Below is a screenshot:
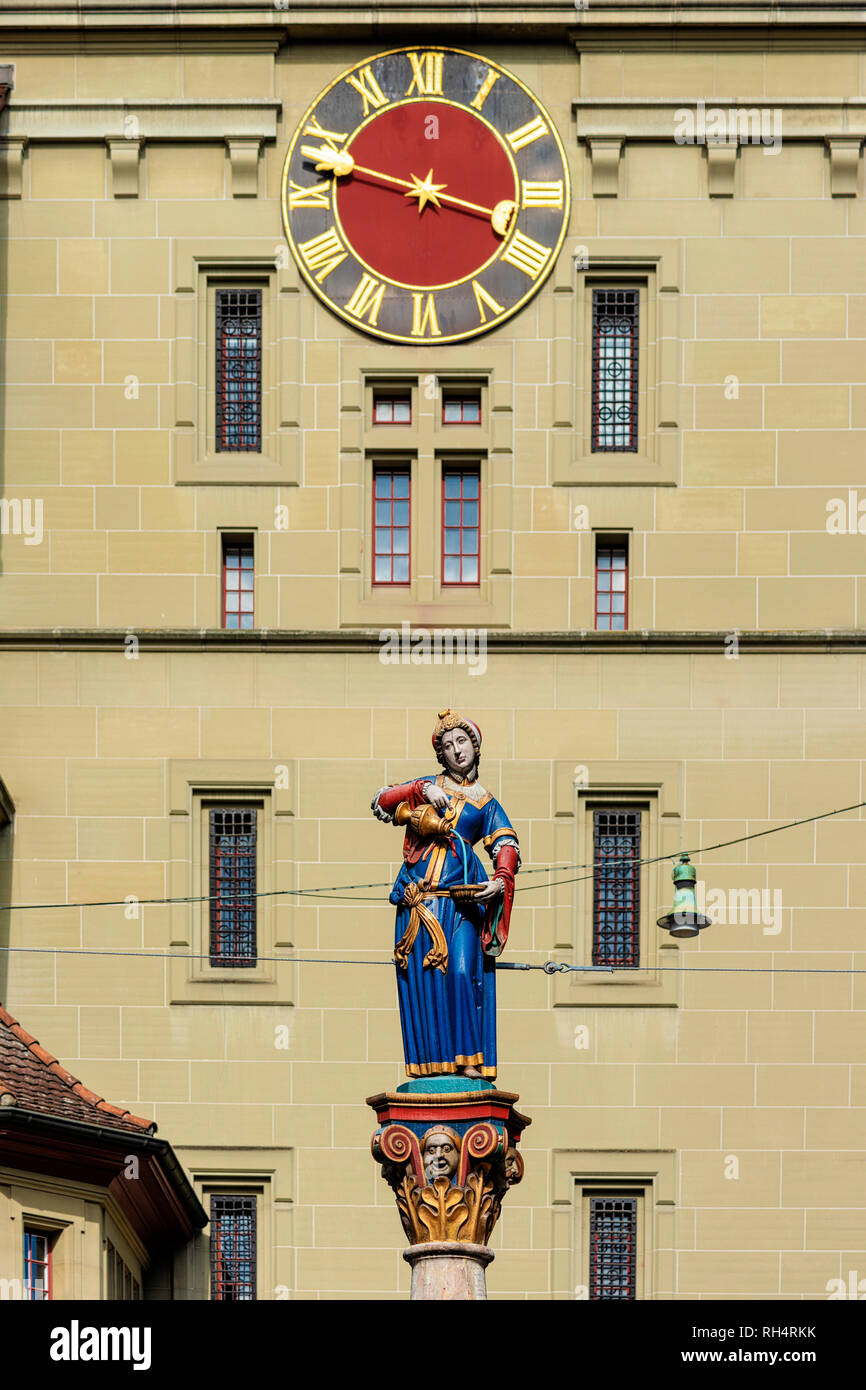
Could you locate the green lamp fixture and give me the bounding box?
[656,853,713,938]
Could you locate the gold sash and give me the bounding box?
[394,882,449,974]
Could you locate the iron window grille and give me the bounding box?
[209,807,257,967]
[593,808,641,968]
[216,289,262,453]
[210,1195,257,1301]
[589,1197,638,1300]
[592,288,639,452]
[23,1231,51,1301]
[373,468,411,585]
[222,540,254,630]
[595,541,628,631]
[373,393,411,425]
[442,393,481,425]
[442,469,480,586]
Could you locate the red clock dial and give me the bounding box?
[282,48,571,344]
[335,103,516,289]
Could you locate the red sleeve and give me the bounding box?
[374,780,427,817]
[481,844,518,957]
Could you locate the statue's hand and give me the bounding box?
[371,794,393,822]
[474,877,505,904]
[422,783,450,811]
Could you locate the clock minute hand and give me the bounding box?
[301,144,517,236]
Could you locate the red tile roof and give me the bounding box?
[0,1005,155,1136]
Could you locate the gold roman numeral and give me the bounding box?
[406,51,444,96]
[521,179,564,209]
[345,273,386,326]
[298,227,348,283]
[470,67,500,111]
[288,180,332,210]
[502,230,552,280]
[410,293,441,338]
[302,114,348,153]
[506,115,548,151]
[472,280,504,324]
[346,65,389,117]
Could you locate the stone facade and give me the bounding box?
[0,2,864,1298]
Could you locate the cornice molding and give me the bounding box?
[573,97,866,142]
[0,629,864,654]
[2,97,281,142]
[0,2,864,42]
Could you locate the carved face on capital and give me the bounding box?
[440,728,476,780]
[504,1146,522,1186]
[422,1128,460,1183]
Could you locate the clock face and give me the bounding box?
[281,47,571,344]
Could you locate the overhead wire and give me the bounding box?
[0,796,862,915]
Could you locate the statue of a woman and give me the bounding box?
[371,710,520,1081]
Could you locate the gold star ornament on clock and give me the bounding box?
[281,47,571,344]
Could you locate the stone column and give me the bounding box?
[403,1240,494,1300]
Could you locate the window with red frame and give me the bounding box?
[442,469,480,585]
[222,540,254,630]
[373,393,411,425]
[442,392,481,425]
[215,289,262,453]
[595,540,628,630]
[24,1231,51,1300]
[210,1195,257,1300]
[373,469,410,585]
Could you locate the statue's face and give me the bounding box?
[440,728,475,779]
[423,1131,459,1181]
[504,1147,520,1185]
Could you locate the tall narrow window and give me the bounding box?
[592,288,639,452]
[209,807,257,967]
[595,539,628,631]
[222,539,255,630]
[216,289,262,453]
[442,469,480,586]
[589,1196,638,1300]
[210,1195,257,1301]
[373,468,411,585]
[593,807,641,968]
[24,1231,51,1301]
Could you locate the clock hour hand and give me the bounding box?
[300,144,517,237]
[301,144,355,178]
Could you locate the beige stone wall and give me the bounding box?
[0,15,864,1298]
[1,647,864,1298]
[1,43,865,630]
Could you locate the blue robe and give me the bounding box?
[389,777,516,1080]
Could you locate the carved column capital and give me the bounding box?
[368,1080,529,1269]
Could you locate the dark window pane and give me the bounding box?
[589,1197,637,1300]
[593,808,640,968]
[216,290,262,453]
[592,289,639,452]
[209,807,257,967]
[210,1196,256,1301]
